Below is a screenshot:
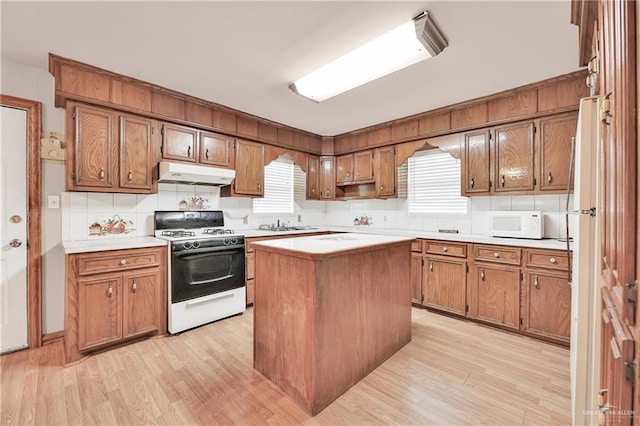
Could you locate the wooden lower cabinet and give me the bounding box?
[423,256,467,316]
[522,270,571,343]
[78,275,122,351]
[65,246,166,364]
[411,252,423,304]
[469,263,521,330]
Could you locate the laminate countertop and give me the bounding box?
[62,236,168,254]
[250,233,415,260]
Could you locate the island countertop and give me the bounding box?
[250,232,415,259]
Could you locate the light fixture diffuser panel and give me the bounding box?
[291,21,432,102]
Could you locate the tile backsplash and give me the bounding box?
[61,188,572,241]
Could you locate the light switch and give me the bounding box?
[48,195,60,209]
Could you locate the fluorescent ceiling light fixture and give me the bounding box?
[290,11,447,102]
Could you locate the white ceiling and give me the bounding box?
[1,1,581,136]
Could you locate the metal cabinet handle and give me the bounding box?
[481,269,485,281]
[598,407,608,426]
[257,182,261,191]
[442,247,448,252]
[470,177,475,188]
[547,172,553,184]
[311,188,315,194]
[108,282,113,298]
[534,275,539,289]
[120,259,127,265]
[132,279,137,293]
[380,185,384,191]
[549,257,557,264]
[356,171,360,176]
[494,252,500,258]
[9,239,22,248]
[205,149,209,160]
[429,261,433,272]
[501,175,505,187]
[127,170,133,182]
[187,146,192,157]
[99,168,105,181]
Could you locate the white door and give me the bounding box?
[0,105,28,353]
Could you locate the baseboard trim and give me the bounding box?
[42,331,64,346]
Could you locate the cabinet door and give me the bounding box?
[162,123,197,162]
[411,252,423,304]
[200,131,231,167]
[538,113,578,192]
[335,154,353,185]
[320,156,335,199]
[424,257,467,315]
[122,268,162,339]
[78,275,122,351]
[72,105,117,189]
[471,264,520,329]
[307,155,320,199]
[463,129,491,195]
[233,139,264,196]
[494,121,535,192]
[523,271,571,342]
[375,146,396,197]
[354,150,374,183]
[119,115,154,191]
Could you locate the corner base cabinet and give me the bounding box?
[65,246,167,364]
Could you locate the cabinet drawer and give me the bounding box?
[473,245,521,265]
[411,239,424,253]
[526,249,570,271]
[425,241,467,258]
[78,248,162,276]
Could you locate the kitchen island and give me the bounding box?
[251,233,413,415]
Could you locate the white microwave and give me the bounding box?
[488,211,544,239]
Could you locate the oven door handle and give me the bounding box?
[172,245,245,256]
[185,291,235,306]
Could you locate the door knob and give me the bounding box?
[9,239,22,248]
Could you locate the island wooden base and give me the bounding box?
[253,240,412,415]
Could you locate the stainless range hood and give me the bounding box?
[158,161,235,186]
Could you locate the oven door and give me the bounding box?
[171,244,245,303]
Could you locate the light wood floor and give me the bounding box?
[1,308,571,425]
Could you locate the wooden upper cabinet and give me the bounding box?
[72,105,117,189]
[119,115,154,191]
[200,131,232,167]
[335,154,354,185]
[320,156,335,199]
[375,146,395,198]
[354,151,374,183]
[307,155,320,199]
[161,123,197,162]
[462,129,491,195]
[494,121,535,192]
[233,139,264,196]
[538,112,578,192]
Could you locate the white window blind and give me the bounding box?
[407,149,468,214]
[253,161,294,214]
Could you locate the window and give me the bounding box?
[253,160,294,214]
[407,149,468,214]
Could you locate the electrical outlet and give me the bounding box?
[297,214,301,222]
[242,215,248,225]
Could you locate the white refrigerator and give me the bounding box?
[570,96,601,425]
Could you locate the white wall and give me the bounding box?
[1,60,66,333]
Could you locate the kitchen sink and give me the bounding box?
[259,225,318,232]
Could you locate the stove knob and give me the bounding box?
[183,241,192,250]
[192,241,201,249]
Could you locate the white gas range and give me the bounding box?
[154,211,246,334]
